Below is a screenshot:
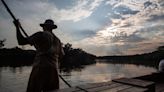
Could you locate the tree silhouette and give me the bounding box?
[0,39,6,48]
[60,43,96,72]
[158,46,164,51]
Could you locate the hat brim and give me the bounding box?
[40,24,57,29]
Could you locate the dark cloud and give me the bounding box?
[144,1,158,9]
[109,13,123,19]
[159,42,164,45]
[113,5,139,15]
[106,45,124,55]
[137,25,164,36]
[72,30,96,40]
[120,23,132,28]
[77,30,96,37]
[159,1,164,7]
[147,14,164,22]
[105,43,143,55]
[144,1,153,8]
[110,31,147,43]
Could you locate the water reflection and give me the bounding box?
[0,63,157,92]
[60,63,157,86]
[0,66,32,92]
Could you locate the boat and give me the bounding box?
[55,72,164,92]
[135,72,164,92]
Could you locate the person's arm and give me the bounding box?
[60,43,65,60]
[58,42,65,69]
[13,20,29,45]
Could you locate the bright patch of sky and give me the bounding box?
[0,0,164,56]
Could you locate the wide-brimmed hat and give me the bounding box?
[40,19,57,29]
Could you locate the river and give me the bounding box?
[0,62,157,92]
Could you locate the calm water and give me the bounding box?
[0,63,157,92]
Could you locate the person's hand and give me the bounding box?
[13,19,20,27]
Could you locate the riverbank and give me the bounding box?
[97,46,164,68]
[0,47,35,67]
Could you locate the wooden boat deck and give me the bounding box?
[136,72,164,92]
[156,83,164,92]
[55,78,156,92]
[55,72,164,92]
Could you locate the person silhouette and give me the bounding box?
[13,19,64,92]
[159,59,164,72]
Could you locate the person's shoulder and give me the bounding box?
[28,31,42,37]
[35,31,44,35]
[32,31,53,37]
[27,31,43,44]
[42,31,54,38]
[31,31,43,36]
[42,31,51,35]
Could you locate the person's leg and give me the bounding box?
[26,66,43,92]
[43,66,59,92]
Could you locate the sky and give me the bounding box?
[0,0,164,56]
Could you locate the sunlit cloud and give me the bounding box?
[73,0,164,55]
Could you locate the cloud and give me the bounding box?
[73,0,164,56]
[110,31,147,43]
[144,1,158,9]
[147,14,164,22]
[110,0,145,11]
[112,5,139,15]
[71,30,96,40]
[159,0,164,6]
[144,1,153,8]
[57,0,104,22]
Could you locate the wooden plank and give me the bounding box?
[156,83,164,92]
[55,87,79,92]
[55,82,113,92]
[99,84,132,92]
[118,87,148,92]
[77,82,122,92]
[55,83,148,92]
[87,82,123,92]
[78,81,113,89]
[113,78,155,92]
[113,78,154,87]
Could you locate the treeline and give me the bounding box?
[97,46,164,68]
[0,47,35,67]
[60,43,96,72]
[0,43,97,69]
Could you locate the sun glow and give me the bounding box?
[97,27,118,38]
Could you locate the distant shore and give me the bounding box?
[97,46,164,68]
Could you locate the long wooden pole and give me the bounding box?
[59,74,72,87]
[59,74,88,92]
[1,0,29,37]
